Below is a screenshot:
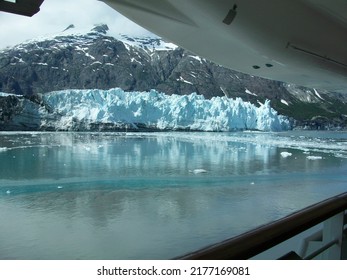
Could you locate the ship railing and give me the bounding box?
[177,192,347,260]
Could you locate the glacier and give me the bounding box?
[37,88,291,131]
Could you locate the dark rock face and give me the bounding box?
[0,24,346,129]
[0,95,41,130]
[0,95,21,129]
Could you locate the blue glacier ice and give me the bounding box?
[41,88,291,131]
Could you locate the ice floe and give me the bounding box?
[307,156,323,160]
[280,151,292,158]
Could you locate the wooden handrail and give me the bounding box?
[178,192,347,260]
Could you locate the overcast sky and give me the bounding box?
[0,0,152,49]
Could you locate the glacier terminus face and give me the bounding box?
[35,88,291,132]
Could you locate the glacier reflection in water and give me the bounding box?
[0,131,346,259]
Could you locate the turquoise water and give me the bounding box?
[0,131,346,259]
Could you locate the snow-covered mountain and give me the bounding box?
[6,23,177,52]
[0,24,346,129]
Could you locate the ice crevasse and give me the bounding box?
[41,88,291,131]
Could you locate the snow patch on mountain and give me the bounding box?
[40,88,290,132]
[281,99,289,106]
[115,34,177,51]
[0,92,20,97]
[245,88,257,96]
[313,89,324,101]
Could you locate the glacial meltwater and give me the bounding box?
[0,131,346,259]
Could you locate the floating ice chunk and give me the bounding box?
[6,190,11,194]
[307,156,323,160]
[0,147,8,152]
[57,186,63,189]
[334,153,346,158]
[192,169,208,174]
[280,152,292,158]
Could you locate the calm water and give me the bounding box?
[0,131,346,259]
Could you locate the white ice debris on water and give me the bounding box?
[280,151,292,158]
[83,146,91,152]
[191,169,208,174]
[41,88,290,132]
[307,156,323,160]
